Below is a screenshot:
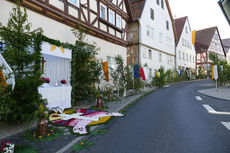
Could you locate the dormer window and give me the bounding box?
[116,15,122,29]
[68,0,79,7]
[100,3,107,20]
[109,9,115,25]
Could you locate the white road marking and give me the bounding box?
[202,105,230,115]
[202,105,216,113]
[221,122,230,131]
[196,96,203,101]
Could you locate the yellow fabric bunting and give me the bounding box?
[51,45,56,51]
[60,46,65,54]
[102,62,109,82]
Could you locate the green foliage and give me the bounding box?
[152,66,166,88]
[23,128,64,142]
[91,128,108,136]
[14,144,38,153]
[0,2,45,123]
[110,55,126,97]
[209,52,230,86]
[71,29,102,105]
[72,139,94,152]
[124,66,133,90]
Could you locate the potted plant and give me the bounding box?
[36,103,49,136]
[60,79,67,86]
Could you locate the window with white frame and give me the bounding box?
[186,53,188,61]
[100,3,107,20]
[150,9,154,20]
[159,52,162,62]
[156,0,159,5]
[116,15,121,29]
[109,9,115,24]
[148,49,152,60]
[68,0,79,7]
[159,33,162,42]
[146,25,150,37]
[166,20,169,30]
[183,52,185,60]
[161,0,164,9]
[150,27,154,38]
[185,26,188,33]
[179,51,181,59]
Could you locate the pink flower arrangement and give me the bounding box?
[40,77,50,84]
[60,79,67,84]
[1,140,14,153]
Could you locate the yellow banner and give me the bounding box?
[192,31,196,45]
[102,62,109,82]
[156,72,160,78]
[174,72,177,78]
[211,65,214,80]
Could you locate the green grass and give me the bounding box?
[14,144,38,153]
[72,139,94,152]
[91,128,108,136]
[23,127,64,142]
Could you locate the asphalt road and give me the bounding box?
[78,80,230,153]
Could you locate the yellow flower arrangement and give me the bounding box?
[80,142,84,145]
[38,136,42,139]
[88,116,111,126]
[47,134,50,136]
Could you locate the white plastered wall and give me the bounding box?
[176,18,196,70]
[0,0,126,66]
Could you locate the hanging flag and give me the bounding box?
[192,31,196,45]
[122,71,125,80]
[134,65,139,78]
[0,68,7,87]
[174,72,177,78]
[139,68,146,81]
[211,65,214,80]
[214,65,218,80]
[156,72,160,78]
[102,62,109,82]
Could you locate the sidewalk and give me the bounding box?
[197,81,230,101]
[198,87,230,101]
[0,87,155,153]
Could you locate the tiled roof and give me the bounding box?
[195,27,217,52]
[174,16,187,45]
[129,0,145,21]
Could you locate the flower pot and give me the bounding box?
[37,119,48,136]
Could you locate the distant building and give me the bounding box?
[127,0,177,82]
[195,27,226,72]
[174,16,196,72]
[218,0,230,26]
[222,38,230,63]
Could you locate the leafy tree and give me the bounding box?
[152,66,166,88]
[71,29,102,105]
[0,2,44,123]
[110,55,126,97]
[124,65,133,90]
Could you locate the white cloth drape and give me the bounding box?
[43,54,71,87]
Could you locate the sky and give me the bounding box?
[168,0,230,39]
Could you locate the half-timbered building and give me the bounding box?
[195,27,226,72]
[1,0,131,71]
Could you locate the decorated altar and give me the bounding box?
[38,42,72,111]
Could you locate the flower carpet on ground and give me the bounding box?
[49,108,124,135]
